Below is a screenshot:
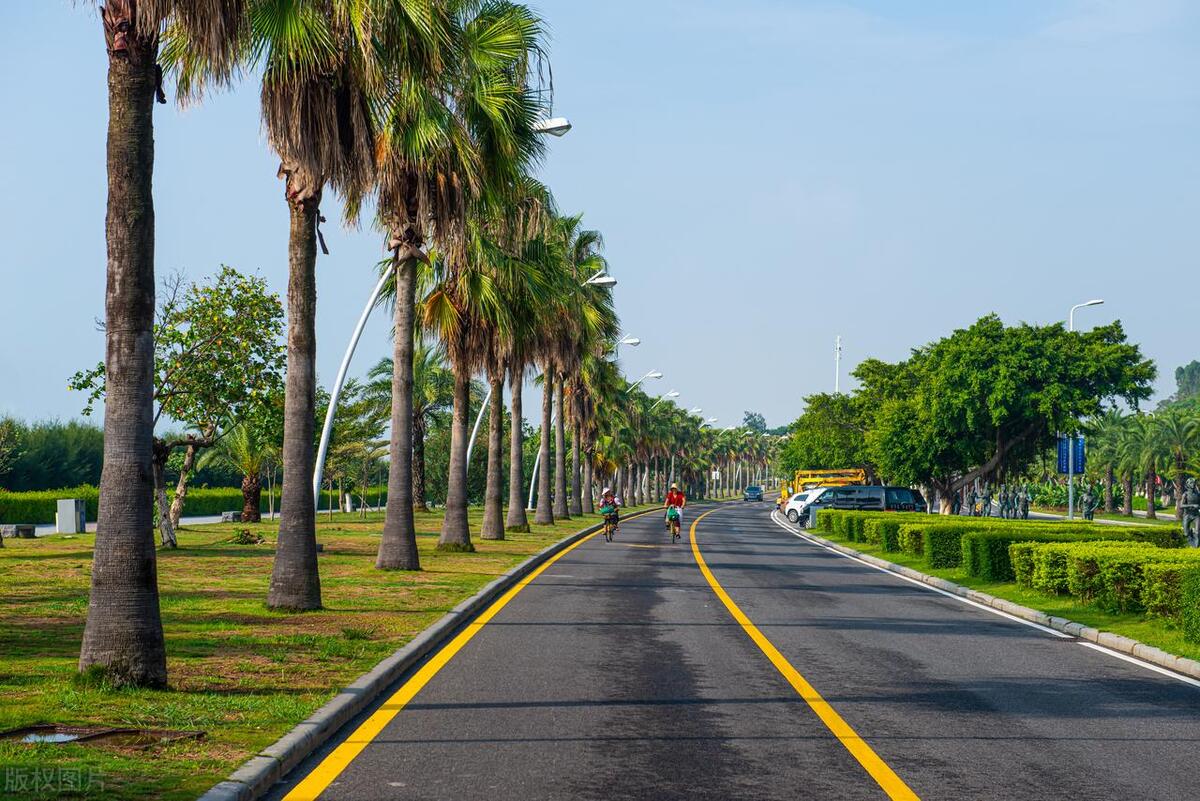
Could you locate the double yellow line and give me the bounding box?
[689,507,920,800]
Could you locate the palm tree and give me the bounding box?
[201,424,268,522]
[1087,408,1126,513]
[81,0,245,688]
[1155,406,1199,512]
[367,343,453,512]
[1119,414,1163,520]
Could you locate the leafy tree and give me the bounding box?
[779,394,874,480]
[743,411,767,433]
[0,418,23,488]
[0,421,104,491]
[71,267,285,546]
[1174,361,1200,404]
[862,315,1154,511]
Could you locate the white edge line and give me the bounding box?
[1075,642,1200,688]
[765,511,1200,689]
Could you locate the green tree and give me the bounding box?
[862,315,1154,512]
[71,267,285,547]
[0,418,23,488]
[779,394,874,480]
[743,411,767,433]
[1174,361,1200,404]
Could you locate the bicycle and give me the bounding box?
[600,506,619,542]
[666,505,681,543]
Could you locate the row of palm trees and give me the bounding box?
[1086,403,1200,517]
[84,0,775,688]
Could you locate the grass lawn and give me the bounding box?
[813,529,1200,665]
[0,505,652,800]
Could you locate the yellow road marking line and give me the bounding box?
[283,510,657,801]
[689,508,920,801]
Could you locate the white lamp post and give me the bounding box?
[649,390,679,411]
[1065,298,1105,520]
[626,370,663,394]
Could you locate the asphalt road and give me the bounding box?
[270,501,1200,801]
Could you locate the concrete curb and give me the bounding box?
[197,508,659,801]
[780,515,1200,684]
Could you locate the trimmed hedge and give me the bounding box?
[898,524,924,556]
[1014,541,1200,616]
[0,485,387,525]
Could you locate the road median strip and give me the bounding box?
[771,511,1200,688]
[199,507,662,801]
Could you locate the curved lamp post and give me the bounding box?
[649,390,679,411]
[1065,298,1105,519]
[312,116,573,507]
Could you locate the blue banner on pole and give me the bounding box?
[1057,435,1085,474]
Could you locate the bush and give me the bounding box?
[898,525,924,556]
[1182,568,1200,643]
[1143,562,1191,620]
[862,519,883,545]
[922,524,979,568]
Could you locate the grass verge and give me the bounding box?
[0,505,652,800]
[811,525,1200,665]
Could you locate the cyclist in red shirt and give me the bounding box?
[664,483,686,530]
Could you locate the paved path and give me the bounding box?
[269,502,1200,800]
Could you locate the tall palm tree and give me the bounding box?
[165,0,381,607]
[81,0,245,688]
[1119,414,1163,520]
[1087,408,1126,513]
[1155,406,1199,511]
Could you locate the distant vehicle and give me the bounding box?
[743,485,764,502]
[784,487,830,524]
[800,485,927,524]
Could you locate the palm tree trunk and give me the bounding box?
[268,199,323,610]
[1104,465,1115,513]
[167,443,197,528]
[242,473,262,523]
[378,256,420,570]
[535,371,554,524]
[582,448,595,515]
[1122,473,1134,516]
[553,375,569,519]
[412,417,428,512]
[569,407,583,517]
[79,31,167,688]
[481,372,505,540]
[1146,468,1158,520]
[1175,454,1186,512]
[505,368,530,532]
[439,364,474,551]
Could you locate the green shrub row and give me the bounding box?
[1011,541,1200,621]
[0,485,388,524]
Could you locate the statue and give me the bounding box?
[1019,484,1031,520]
[997,485,1008,519]
[951,490,962,516]
[980,482,993,518]
[1082,484,1099,521]
[967,485,979,517]
[1181,478,1200,548]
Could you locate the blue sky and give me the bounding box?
[2,1,1198,429]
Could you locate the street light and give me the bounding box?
[1065,298,1105,519]
[314,115,573,506]
[1069,299,1104,332]
[626,370,663,393]
[584,268,617,288]
[689,407,702,414]
[533,116,572,136]
[649,390,680,411]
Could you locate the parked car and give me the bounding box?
[784,487,830,524]
[801,485,927,524]
[743,485,764,502]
